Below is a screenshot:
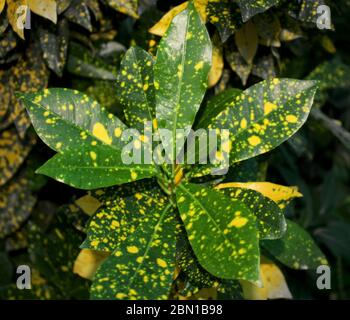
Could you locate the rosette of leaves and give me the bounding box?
[19,3,327,300]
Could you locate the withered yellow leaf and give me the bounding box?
[215,182,302,203]
[28,0,57,23]
[149,0,207,37]
[240,257,292,300]
[0,0,5,14]
[75,194,101,216]
[73,249,110,280]
[7,0,29,39]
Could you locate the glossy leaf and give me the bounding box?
[154,2,212,160]
[216,182,302,204]
[206,79,318,164]
[81,182,163,252]
[117,47,155,131]
[91,193,177,299]
[20,88,156,189]
[176,182,260,282]
[262,220,328,270]
[0,0,5,14]
[178,234,243,298]
[220,187,286,240]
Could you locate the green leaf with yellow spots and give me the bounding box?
[262,220,328,270]
[81,181,163,252]
[117,47,155,131]
[220,187,286,240]
[20,88,156,189]
[206,78,318,164]
[176,182,260,282]
[237,0,281,22]
[91,193,178,299]
[206,0,242,43]
[64,0,92,31]
[154,2,212,160]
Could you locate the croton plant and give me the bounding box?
[19,3,327,300]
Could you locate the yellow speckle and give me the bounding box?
[108,113,113,119]
[116,293,126,299]
[286,115,298,123]
[90,151,97,160]
[140,135,149,143]
[114,127,122,138]
[135,193,143,200]
[149,39,156,47]
[43,111,50,117]
[136,256,143,263]
[127,246,139,254]
[154,81,160,89]
[240,118,247,129]
[238,248,246,255]
[248,135,261,146]
[156,258,167,268]
[152,119,158,130]
[264,102,277,115]
[91,141,97,146]
[143,83,149,91]
[194,61,204,71]
[56,142,62,149]
[111,220,120,228]
[228,216,248,228]
[131,171,138,180]
[91,240,99,247]
[115,251,122,257]
[93,122,112,145]
[273,78,280,85]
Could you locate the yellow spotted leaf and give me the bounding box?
[28,0,57,23]
[216,182,302,204]
[240,257,292,300]
[73,249,110,280]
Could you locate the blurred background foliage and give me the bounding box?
[0,0,349,299]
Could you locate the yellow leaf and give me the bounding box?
[321,35,336,54]
[208,34,223,88]
[7,0,29,39]
[28,0,57,23]
[215,182,302,203]
[75,194,101,216]
[73,249,110,280]
[149,0,207,37]
[0,0,5,14]
[240,257,292,300]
